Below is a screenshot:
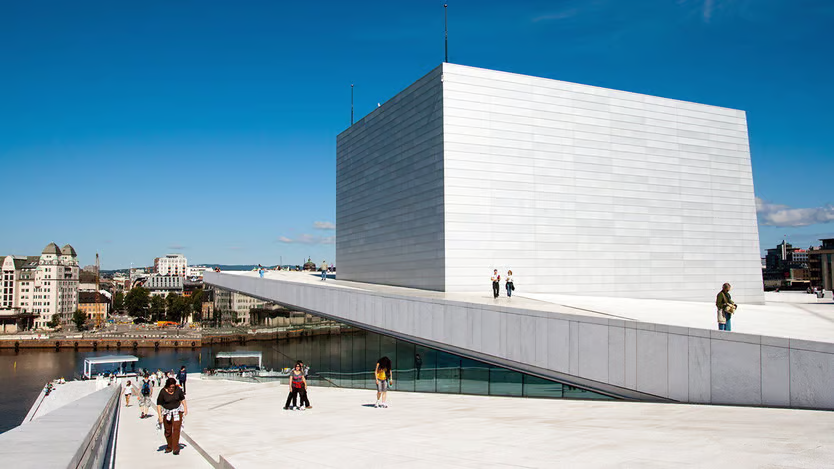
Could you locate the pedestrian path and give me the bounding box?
[180,378,834,468]
[114,387,211,468]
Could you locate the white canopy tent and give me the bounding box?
[83,354,139,379]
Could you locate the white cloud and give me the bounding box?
[756,197,834,227]
[313,221,336,230]
[277,234,335,245]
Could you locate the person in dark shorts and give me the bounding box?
[176,366,187,394]
[156,378,188,455]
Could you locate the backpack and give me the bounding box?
[141,380,151,396]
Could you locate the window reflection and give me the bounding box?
[265,314,613,401]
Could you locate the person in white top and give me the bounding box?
[124,380,134,407]
[491,270,501,299]
[506,270,514,297]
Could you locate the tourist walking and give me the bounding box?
[139,374,154,418]
[320,261,328,281]
[156,369,164,386]
[124,380,135,407]
[491,270,501,299]
[177,366,188,395]
[284,363,310,410]
[506,270,514,297]
[716,283,738,331]
[374,356,393,408]
[157,378,188,455]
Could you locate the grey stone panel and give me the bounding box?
[789,349,834,409]
[607,326,626,387]
[336,65,446,291]
[636,330,668,396]
[710,339,762,406]
[688,336,711,403]
[761,345,790,407]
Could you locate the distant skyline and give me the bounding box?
[1,1,832,269]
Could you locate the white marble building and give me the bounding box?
[337,63,763,303]
[1,243,80,329]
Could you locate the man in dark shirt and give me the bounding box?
[176,366,187,394]
[157,378,188,455]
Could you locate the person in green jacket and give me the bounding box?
[716,283,737,331]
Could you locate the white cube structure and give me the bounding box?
[337,63,764,303]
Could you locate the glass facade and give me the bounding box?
[256,315,613,401]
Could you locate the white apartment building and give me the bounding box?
[1,243,80,329]
[154,254,187,276]
[143,275,184,297]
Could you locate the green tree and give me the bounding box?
[47,313,60,329]
[167,295,192,324]
[124,287,150,318]
[165,293,177,316]
[72,309,87,331]
[190,289,204,323]
[113,292,125,312]
[149,295,166,322]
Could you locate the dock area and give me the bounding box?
[116,377,834,469]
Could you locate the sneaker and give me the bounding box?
[374,403,379,408]
[283,407,289,410]
[173,451,180,455]
[382,403,388,408]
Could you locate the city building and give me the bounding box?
[77,291,110,328]
[154,254,187,276]
[0,243,79,329]
[142,275,183,297]
[809,238,834,291]
[213,287,268,325]
[186,265,210,278]
[77,271,99,292]
[336,63,764,303]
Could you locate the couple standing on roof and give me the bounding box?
[491,269,515,299]
[284,361,312,410]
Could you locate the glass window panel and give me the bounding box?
[435,350,461,393]
[365,332,380,381]
[339,333,352,389]
[489,366,522,397]
[460,357,489,395]
[522,374,563,398]
[352,332,368,389]
[414,345,435,392]
[395,340,415,392]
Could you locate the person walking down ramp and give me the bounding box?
[139,374,154,418]
[491,270,501,299]
[124,380,135,407]
[374,356,393,408]
[177,366,188,395]
[157,378,188,455]
[320,261,328,281]
[716,283,738,331]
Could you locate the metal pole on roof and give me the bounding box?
[444,4,448,63]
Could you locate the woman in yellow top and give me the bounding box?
[374,356,393,408]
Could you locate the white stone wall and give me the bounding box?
[441,64,763,303]
[336,66,446,290]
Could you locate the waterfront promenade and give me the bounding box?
[123,377,834,468]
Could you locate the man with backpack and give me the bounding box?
[139,374,154,419]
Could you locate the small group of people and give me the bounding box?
[281,356,394,410]
[490,269,515,299]
[124,366,189,456]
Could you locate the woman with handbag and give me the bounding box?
[716,283,737,331]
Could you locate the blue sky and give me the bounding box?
[1,0,832,269]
